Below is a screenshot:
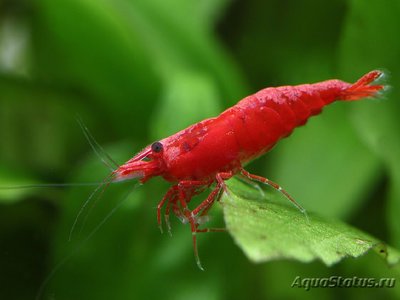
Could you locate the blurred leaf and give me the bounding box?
[0,76,89,172]
[222,0,346,88]
[222,181,400,267]
[194,0,233,27]
[34,0,246,140]
[0,15,31,76]
[111,0,247,102]
[150,70,222,139]
[35,0,161,136]
[0,166,39,203]
[339,0,400,247]
[47,142,148,300]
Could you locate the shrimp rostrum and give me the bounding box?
[112,71,385,269]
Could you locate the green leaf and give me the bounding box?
[222,181,400,267]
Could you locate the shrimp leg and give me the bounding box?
[192,172,233,216]
[181,172,232,268]
[164,194,179,235]
[163,183,213,235]
[174,174,230,270]
[157,186,177,233]
[194,189,227,233]
[159,181,209,233]
[176,181,208,270]
[236,173,265,198]
[240,168,309,223]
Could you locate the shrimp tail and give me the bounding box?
[340,70,386,101]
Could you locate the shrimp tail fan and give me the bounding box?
[340,70,386,101]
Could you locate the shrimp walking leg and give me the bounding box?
[176,182,205,270]
[191,171,233,217]
[162,183,213,235]
[196,191,226,233]
[159,181,209,231]
[236,173,265,198]
[164,194,179,235]
[196,228,226,233]
[172,174,230,270]
[240,168,309,222]
[157,186,177,233]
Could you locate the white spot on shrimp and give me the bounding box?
[195,215,211,225]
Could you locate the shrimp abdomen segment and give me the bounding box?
[229,71,383,163]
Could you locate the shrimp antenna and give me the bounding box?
[76,115,119,171]
[0,182,106,190]
[76,173,117,238]
[36,182,140,300]
[68,172,115,241]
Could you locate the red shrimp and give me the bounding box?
[113,70,385,269]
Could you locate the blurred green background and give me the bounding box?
[0,0,399,299]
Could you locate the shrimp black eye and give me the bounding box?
[151,141,163,153]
